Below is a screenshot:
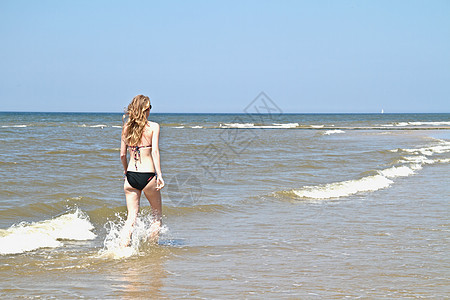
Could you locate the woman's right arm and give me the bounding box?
[150,122,165,190]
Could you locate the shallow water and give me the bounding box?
[0,112,449,298]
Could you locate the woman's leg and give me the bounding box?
[143,176,162,241]
[121,178,141,247]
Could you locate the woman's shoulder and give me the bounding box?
[147,121,160,129]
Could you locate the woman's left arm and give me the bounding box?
[120,128,128,175]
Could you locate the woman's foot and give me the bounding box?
[119,226,132,248]
[148,220,161,243]
[119,237,131,248]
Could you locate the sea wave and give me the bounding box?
[272,123,300,129]
[220,123,256,129]
[1,125,27,128]
[0,209,96,255]
[80,124,109,128]
[391,141,450,156]
[219,122,299,129]
[2,123,122,129]
[397,155,435,164]
[3,121,449,130]
[382,121,450,127]
[291,175,393,199]
[279,139,450,200]
[323,130,345,135]
[378,165,419,178]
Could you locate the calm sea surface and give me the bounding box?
[0,112,449,298]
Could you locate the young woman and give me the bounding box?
[120,95,165,246]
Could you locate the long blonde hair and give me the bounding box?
[123,95,151,146]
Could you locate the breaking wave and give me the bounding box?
[219,122,299,129]
[1,125,27,128]
[279,139,450,200]
[323,130,345,135]
[383,121,450,127]
[291,175,394,199]
[0,209,96,255]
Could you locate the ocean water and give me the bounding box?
[0,112,449,298]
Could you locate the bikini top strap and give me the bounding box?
[128,145,151,170]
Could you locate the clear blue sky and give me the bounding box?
[1,0,449,113]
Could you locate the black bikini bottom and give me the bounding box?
[126,171,156,190]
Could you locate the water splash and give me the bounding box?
[99,213,168,259]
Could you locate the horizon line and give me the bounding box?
[1,111,449,115]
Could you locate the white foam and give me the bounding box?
[173,126,185,129]
[111,125,122,129]
[310,125,325,128]
[0,209,96,255]
[272,123,299,129]
[191,126,203,129]
[381,121,450,127]
[399,143,450,156]
[379,165,416,178]
[428,144,450,154]
[400,156,450,166]
[292,175,393,199]
[79,124,108,128]
[1,125,27,128]
[221,123,255,128]
[399,155,435,164]
[323,130,345,135]
[220,122,299,129]
[392,139,450,157]
[403,121,450,126]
